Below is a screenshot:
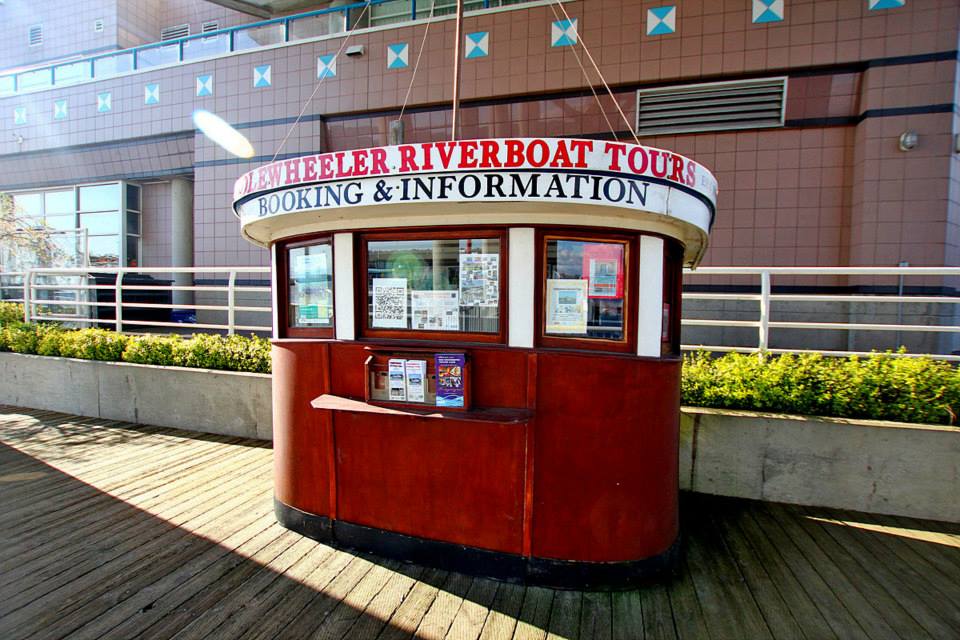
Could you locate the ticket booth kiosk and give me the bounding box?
[234,137,716,589]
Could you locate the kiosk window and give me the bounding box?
[365,236,501,334]
[287,242,333,329]
[544,238,626,341]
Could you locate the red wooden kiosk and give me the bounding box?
[234,137,716,588]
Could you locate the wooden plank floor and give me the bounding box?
[2,405,959,640]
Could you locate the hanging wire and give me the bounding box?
[399,0,438,122]
[271,1,373,163]
[546,2,618,141]
[550,0,641,145]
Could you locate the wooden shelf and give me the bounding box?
[311,394,532,424]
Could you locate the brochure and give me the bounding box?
[435,353,465,408]
[545,279,589,334]
[372,277,408,328]
[411,290,459,331]
[458,254,499,307]
[388,358,407,401]
[404,359,427,403]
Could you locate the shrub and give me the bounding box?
[682,351,960,426]
[0,302,23,327]
[57,328,129,361]
[122,334,185,367]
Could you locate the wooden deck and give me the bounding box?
[2,406,959,640]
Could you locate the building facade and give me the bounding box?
[0,0,958,347]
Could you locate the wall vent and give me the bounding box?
[94,19,104,33]
[28,24,43,46]
[201,21,220,33]
[635,77,787,136]
[160,24,190,41]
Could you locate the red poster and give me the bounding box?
[582,243,624,299]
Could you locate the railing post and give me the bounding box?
[23,270,33,323]
[115,270,124,333]
[227,271,237,335]
[758,270,771,358]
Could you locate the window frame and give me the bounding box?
[535,229,638,354]
[357,228,508,344]
[279,236,335,339]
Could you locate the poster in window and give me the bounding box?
[435,353,465,408]
[458,254,499,307]
[292,252,327,280]
[582,243,624,299]
[546,279,589,334]
[293,284,331,325]
[372,277,408,328]
[411,290,459,331]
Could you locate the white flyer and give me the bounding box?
[372,277,408,328]
[411,290,459,331]
[292,252,327,279]
[404,359,427,403]
[388,358,407,401]
[458,253,499,307]
[545,279,588,334]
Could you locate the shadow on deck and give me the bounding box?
[1,405,959,640]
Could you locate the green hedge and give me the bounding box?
[2,301,958,425]
[682,351,960,426]
[0,302,270,374]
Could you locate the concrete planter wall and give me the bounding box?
[2,352,958,523]
[680,407,960,524]
[0,352,271,440]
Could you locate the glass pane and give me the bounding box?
[232,23,285,51]
[93,52,134,77]
[182,33,230,60]
[54,61,92,85]
[45,214,76,231]
[126,211,140,235]
[126,235,140,267]
[0,75,16,96]
[79,183,120,211]
[136,43,180,68]
[80,212,119,235]
[87,235,120,267]
[288,13,344,40]
[12,193,42,218]
[545,239,626,341]
[366,237,500,333]
[371,0,413,25]
[45,190,75,214]
[126,183,141,211]
[418,0,483,18]
[288,243,333,328]
[17,68,52,90]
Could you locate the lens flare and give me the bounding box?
[192,110,255,158]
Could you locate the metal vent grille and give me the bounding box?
[28,24,43,46]
[636,77,787,136]
[160,24,190,41]
[201,21,219,33]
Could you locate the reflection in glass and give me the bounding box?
[288,243,333,328]
[45,190,75,214]
[136,43,180,68]
[13,193,42,218]
[126,211,141,235]
[182,34,230,60]
[232,24,284,51]
[545,239,625,341]
[365,238,500,333]
[54,61,92,85]
[93,53,134,78]
[87,236,120,267]
[126,184,141,211]
[17,68,52,90]
[79,183,120,212]
[126,235,140,267]
[80,212,119,234]
[45,214,77,231]
[289,13,343,40]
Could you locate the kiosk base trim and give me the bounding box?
[275,498,678,590]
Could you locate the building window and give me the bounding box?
[28,24,43,47]
[539,234,632,351]
[285,240,334,334]
[362,231,504,340]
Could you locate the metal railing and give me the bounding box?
[0,0,540,97]
[6,267,272,335]
[682,266,960,360]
